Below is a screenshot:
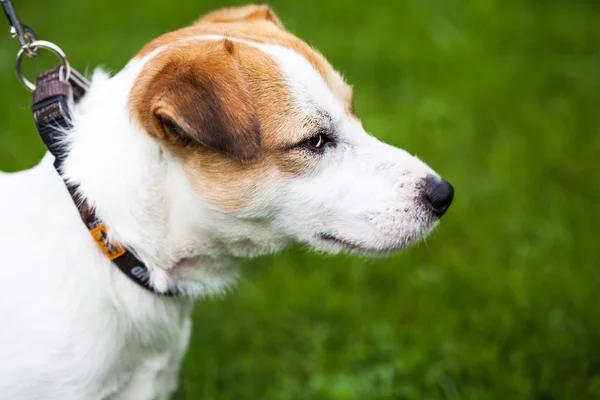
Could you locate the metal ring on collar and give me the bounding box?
[16,40,71,92]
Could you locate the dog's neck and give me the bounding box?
[59,62,289,297]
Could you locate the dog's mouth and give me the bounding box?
[317,233,404,255]
[318,233,365,251]
[316,219,437,255]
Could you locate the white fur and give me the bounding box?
[0,33,442,399]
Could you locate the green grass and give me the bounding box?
[2,0,600,398]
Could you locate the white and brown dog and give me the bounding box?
[0,5,453,399]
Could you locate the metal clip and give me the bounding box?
[1,0,89,94]
[1,0,38,56]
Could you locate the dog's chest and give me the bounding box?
[0,157,193,399]
[0,286,192,399]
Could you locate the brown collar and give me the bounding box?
[32,67,178,296]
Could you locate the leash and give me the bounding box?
[2,0,178,296]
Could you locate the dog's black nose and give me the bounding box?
[423,176,454,217]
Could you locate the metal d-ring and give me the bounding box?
[16,40,71,92]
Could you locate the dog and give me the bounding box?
[0,5,453,399]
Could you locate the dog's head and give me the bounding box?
[128,5,453,257]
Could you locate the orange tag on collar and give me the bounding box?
[90,224,126,260]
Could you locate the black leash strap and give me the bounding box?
[31,67,178,296]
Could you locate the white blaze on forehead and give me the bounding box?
[251,44,346,120]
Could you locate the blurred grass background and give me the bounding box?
[1,0,600,398]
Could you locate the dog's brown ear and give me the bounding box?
[143,41,262,163]
[195,4,285,30]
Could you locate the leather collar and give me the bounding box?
[31,67,178,296]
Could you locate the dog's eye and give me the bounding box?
[302,132,330,151]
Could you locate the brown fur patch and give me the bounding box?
[134,8,353,114]
[195,4,286,30]
[131,41,261,163]
[129,6,355,211]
